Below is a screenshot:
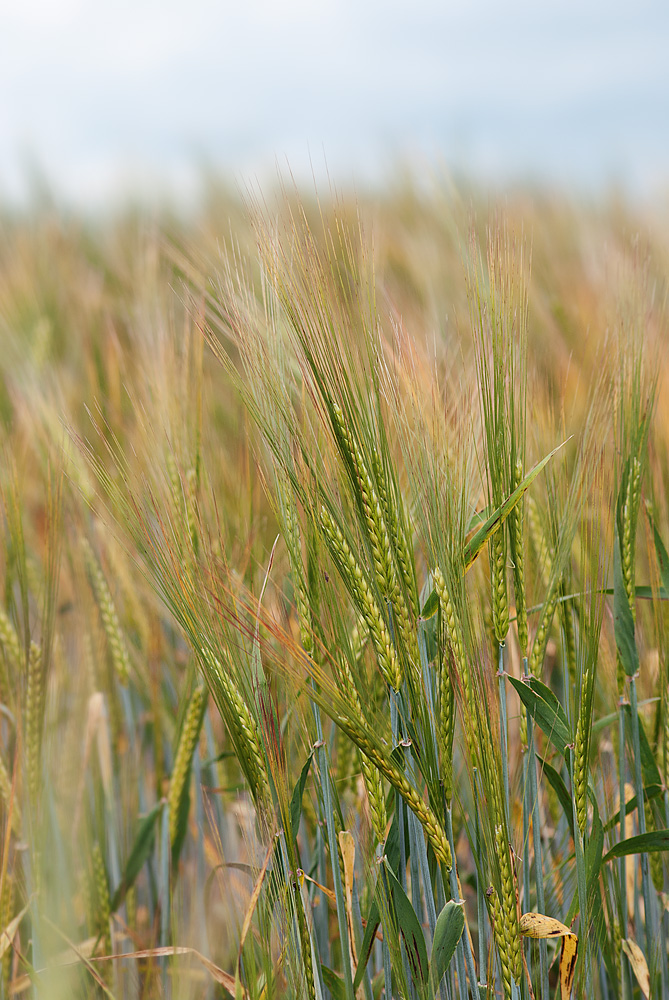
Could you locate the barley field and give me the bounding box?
[1,179,669,1000]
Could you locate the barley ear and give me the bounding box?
[319,505,401,690]
[91,840,112,960]
[82,538,131,685]
[168,685,207,851]
[25,640,44,809]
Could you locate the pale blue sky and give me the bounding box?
[1,0,668,205]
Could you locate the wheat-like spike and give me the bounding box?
[0,751,20,832]
[319,505,401,689]
[91,840,112,960]
[486,885,513,1000]
[0,875,16,987]
[82,538,131,685]
[510,458,528,657]
[0,606,22,682]
[281,481,313,654]
[621,457,642,622]
[432,566,477,764]
[0,872,15,990]
[527,493,552,587]
[439,653,456,803]
[334,711,451,868]
[25,640,44,808]
[574,669,589,835]
[491,529,509,644]
[495,825,522,991]
[370,450,419,613]
[332,405,417,664]
[201,649,269,802]
[168,685,207,846]
[337,656,387,841]
[529,582,559,678]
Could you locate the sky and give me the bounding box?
[1,0,669,207]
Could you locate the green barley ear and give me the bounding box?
[82,537,131,686]
[318,504,401,690]
[337,655,387,842]
[433,566,475,769]
[168,685,207,856]
[495,825,522,994]
[370,447,419,614]
[0,606,21,702]
[490,531,509,644]
[199,648,269,804]
[573,668,590,835]
[0,751,20,833]
[0,871,15,990]
[509,457,528,658]
[469,225,528,647]
[25,640,44,809]
[330,402,417,666]
[620,456,642,621]
[332,708,451,868]
[91,840,112,958]
[527,492,552,588]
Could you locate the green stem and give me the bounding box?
[445,806,477,999]
[629,676,656,983]
[312,695,354,1000]
[524,657,548,1000]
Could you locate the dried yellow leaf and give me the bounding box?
[519,912,571,939]
[622,939,650,999]
[560,934,578,1000]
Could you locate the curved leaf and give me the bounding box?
[430,901,465,989]
[508,676,571,757]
